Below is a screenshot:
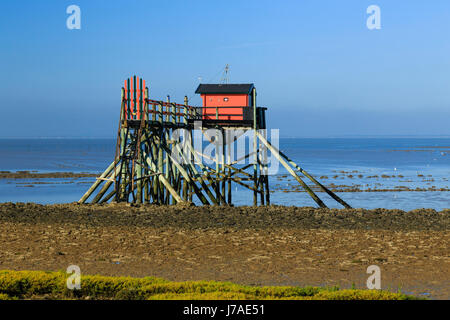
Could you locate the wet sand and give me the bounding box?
[0,203,448,299]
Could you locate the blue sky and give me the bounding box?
[0,0,449,137]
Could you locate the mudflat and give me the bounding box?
[0,203,448,299]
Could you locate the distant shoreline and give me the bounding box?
[1,136,450,140]
[2,170,450,193]
[0,171,99,179]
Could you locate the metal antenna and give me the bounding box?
[220,64,230,84]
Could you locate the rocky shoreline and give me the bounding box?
[0,202,448,230]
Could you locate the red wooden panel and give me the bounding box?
[202,107,245,120]
[123,76,148,120]
[136,76,140,120]
[200,94,249,107]
[124,79,128,120]
[203,115,244,120]
[143,80,146,119]
[130,78,135,120]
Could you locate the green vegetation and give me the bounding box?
[0,270,417,300]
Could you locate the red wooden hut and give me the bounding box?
[195,84,255,121]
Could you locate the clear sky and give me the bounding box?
[0,0,449,138]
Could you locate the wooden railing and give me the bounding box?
[120,76,261,125]
[122,95,257,124]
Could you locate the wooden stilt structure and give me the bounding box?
[78,76,351,208]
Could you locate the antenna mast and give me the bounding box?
[220,64,230,84]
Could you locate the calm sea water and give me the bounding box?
[0,138,449,210]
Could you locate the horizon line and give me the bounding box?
[1,135,450,139]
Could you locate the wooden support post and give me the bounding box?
[182,96,189,201]
[182,177,188,201]
[188,129,193,202]
[118,128,128,201]
[231,178,262,193]
[215,128,221,204]
[142,88,150,203]
[170,98,180,204]
[227,166,232,204]
[258,130,267,206]
[264,173,270,205]
[78,160,117,203]
[189,139,227,205]
[91,162,124,203]
[149,129,159,203]
[141,146,183,203]
[256,131,327,208]
[165,96,171,204]
[226,130,232,204]
[221,129,226,203]
[230,150,258,166]
[194,150,254,180]
[259,162,265,205]
[143,88,150,204]
[143,147,149,201]
[92,180,113,203]
[99,189,116,204]
[113,87,126,200]
[155,135,215,205]
[261,109,270,205]
[152,100,156,122]
[252,87,258,206]
[277,147,351,208]
[157,103,164,203]
[158,141,210,205]
[184,144,221,205]
[184,96,188,125]
[171,102,176,124]
[135,80,143,204]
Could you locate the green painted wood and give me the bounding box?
[92,180,113,203]
[144,89,150,204]
[156,135,212,205]
[252,87,258,206]
[118,128,128,201]
[141,146,183,203]
[189,148,225,205]
[78,160,117,203]
[164,144,210,205]
[135,79,143,204]
[157,103,164,203]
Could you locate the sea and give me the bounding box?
[0,138,449,211]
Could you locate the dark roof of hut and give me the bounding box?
[195,84,254,94]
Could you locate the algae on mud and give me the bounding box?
[0,270,418,300]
